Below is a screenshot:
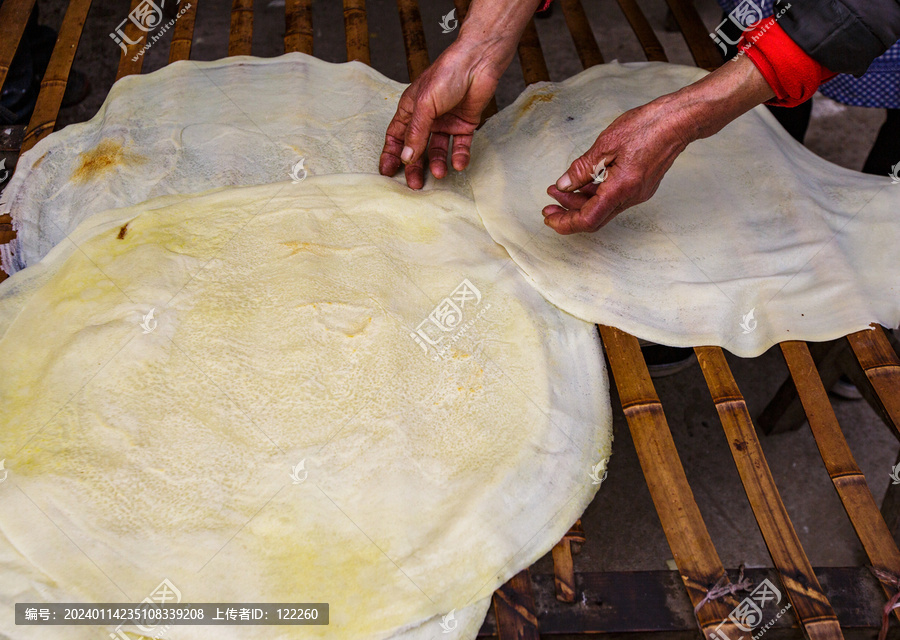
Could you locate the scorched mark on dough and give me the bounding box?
[71,139,147,184]
[117,223,129,240]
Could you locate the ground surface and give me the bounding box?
[30,0,900,580]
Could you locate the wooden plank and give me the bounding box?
[168,0,199,63]
[598,326,743,638]
[21,0,93,154]
[492,569,539,640]
[663,0,723,70]
[228,0,253,57]
[285,0,313,55]
[342,0,369,64]
[0,0,38,93]
[614,0,668,63]
[517,19,550,85]
[781,341,900,620]
[695,346,844,640]
[396,0,429,82]
[115,0,148,81]
[560,0,603,68]
[476,568,890,635]
[847,327,900,434]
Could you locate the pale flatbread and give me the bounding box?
[0,174,612,639]
[469,61,900,356]
[0,54,407,273]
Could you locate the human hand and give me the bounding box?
[379,0,541,189]
[542,95,691,234]
[378,45,502,189]
[543,54,775,234]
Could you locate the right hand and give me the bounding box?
[379,45,501,189]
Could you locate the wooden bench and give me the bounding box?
[1,0,899,637]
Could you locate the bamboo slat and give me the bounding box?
[561,0,603,68]
[19,0,92,154]
[115,0,148,81]
[781,341,900,619]
[517,19,550,85]
[492,569,540,640]
[396,0,429,82]
[0,0,37,92]
[342,0,369,64]
[663,0,723,70]
[228,0,253,57]
[481,568,889,635]
[598,326,742,638]
[551,519,585,602]
[695,346,843,640]
[285,0,313,55]
[168,0,199,63]
[847,327,900,434]
[614,0,668,63]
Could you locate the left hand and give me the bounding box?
[543,95,691,234]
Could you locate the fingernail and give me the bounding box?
[401,146,414,163]
[556,174,572,191]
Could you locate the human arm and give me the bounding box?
[542,53,776,234]
[378,0,541,189]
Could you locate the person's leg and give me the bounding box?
[862,109,900,176]
[765,100,813,143]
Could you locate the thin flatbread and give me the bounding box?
[469,61,900,356]
[0,174,612,640]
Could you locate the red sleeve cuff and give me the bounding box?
[537,0,553,11]
[738,20,837,107]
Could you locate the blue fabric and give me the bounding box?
[715,0,900,107]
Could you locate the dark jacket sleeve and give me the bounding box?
[778,0,900,76]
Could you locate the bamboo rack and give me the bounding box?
[1,0,899,637]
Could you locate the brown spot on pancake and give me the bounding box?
[117,223,129,240]
[521,92,554,112]
[71,139,147,184]
[32,152,49,170]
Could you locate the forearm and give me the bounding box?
[665,55,776,145]
[455,0,541,76]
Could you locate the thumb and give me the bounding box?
[556,150,608,192]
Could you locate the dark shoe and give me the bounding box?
[640,342,697,378]
[831,374,862,400]
[62,69,90,108]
